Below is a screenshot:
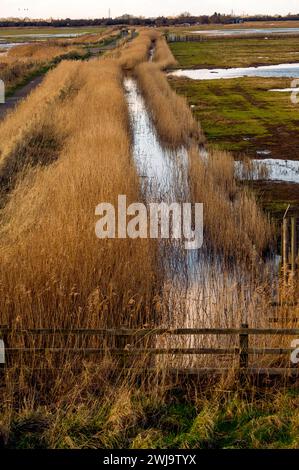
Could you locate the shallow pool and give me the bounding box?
[192,28,299,36]
[170,63,299,80]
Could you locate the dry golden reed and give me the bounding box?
[135,62,204,147]
[118,29,159,70]
[0,58,157,334]
[188,146,273,261]
[153,36,178,70]
[0,31,284,441]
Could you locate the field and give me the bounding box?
[169,37,299,68]
[170,76,299,157]
[168,34,299,212]
[165,20,299,33]
[0,27,298,451]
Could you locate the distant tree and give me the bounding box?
[179,12,191,17]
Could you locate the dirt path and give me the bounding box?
[0,75,45,121]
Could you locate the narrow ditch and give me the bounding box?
[123,75,271,369]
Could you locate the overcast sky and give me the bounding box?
[1,0,299,19]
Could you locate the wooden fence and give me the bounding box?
[281,213,299,274]
[0,324,299,377]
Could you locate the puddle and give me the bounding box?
[170,63,299,80]
[269,87,299,92]
[256,150,272,157]
[191,28,299,37]
[236,158,299,183]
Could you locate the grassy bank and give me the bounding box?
[3,386,299,449]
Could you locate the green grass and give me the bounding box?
[4,390,299,449]
[169,37,299,68]
[169,75,299,158]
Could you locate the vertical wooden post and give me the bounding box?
[290,217,296,272]
[282,217,288,272]
[0,325,7,380]
[239,323,249,370]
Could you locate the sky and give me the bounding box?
[1,0,299,19]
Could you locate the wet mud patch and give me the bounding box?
[252,124,299,160]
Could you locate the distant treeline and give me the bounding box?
[1,13,299,28]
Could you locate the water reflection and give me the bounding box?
[191,28,299,37]
[124,77,277,368]
[170,63,299,80]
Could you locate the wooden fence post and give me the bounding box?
[239,323,249,370]
[282,217,288,272]
[0,325,7,378]
[291,217,297,273]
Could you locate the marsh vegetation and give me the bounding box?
[0,26,297,449]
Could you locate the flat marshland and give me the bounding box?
[168,32,299,214]
[170,76,299,157]
[0,27,297,449]
[169,36,299,68]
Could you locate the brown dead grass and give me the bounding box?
[7,43,83,61]
[189,147,273,261]
[153,36,177,70]
[0,57,157,324]
[135,62,204,147]
[0,30,286,448]
[118,29,159,70]
[0,42,84,93]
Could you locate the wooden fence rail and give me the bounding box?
[1,324,299,377]
[2,326,299,335]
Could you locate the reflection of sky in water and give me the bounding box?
[236,159,299,183]
[170,63,299,80]
[0,42,28,50]
[124,77,188,202]
[191,28,299,36]
[125,78,277,366]
[0,33,86,39]
[269,87,299,92]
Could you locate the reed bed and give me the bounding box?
[0,28,294,449]
[189,147,273,261]
[0,60,83,174]
[0,43,85,93]
[0,58,157,330]
[7,43,83,60]
[153,36,178,70]
[135,62,204,147]
[118,29,159,70]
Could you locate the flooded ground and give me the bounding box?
[124,77,188,201]
[237,159,299,184]
[192,28,299,37]
[124,76,275,367]
[0,33,87,41]
[170,63,299,80]
[0,42,27,50]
